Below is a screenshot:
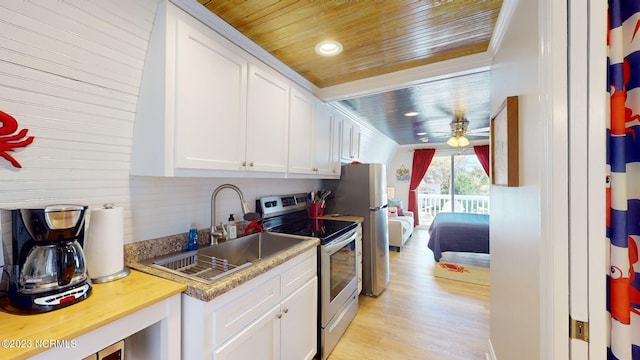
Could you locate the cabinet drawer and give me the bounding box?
[281,252,317,298]
[212,276,280,344]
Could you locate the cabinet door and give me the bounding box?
[313,103,334,176]
[281,277,318,360]
[340,115,353,162]
[350,122,361,161]
[340,116,361,162]
[288,90,315,174]
[174,18,247,171]
[214,305,281,360]
[331,112,343,174]
[246,64,290,173]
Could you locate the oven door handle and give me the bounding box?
[323,231,357,255]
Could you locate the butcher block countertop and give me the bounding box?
[0,270,186,360]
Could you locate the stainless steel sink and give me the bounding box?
[144,232,308,284]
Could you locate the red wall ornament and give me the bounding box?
[0,110,35,168]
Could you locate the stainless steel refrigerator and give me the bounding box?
[324,163,390,296]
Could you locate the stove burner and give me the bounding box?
[257,194,357,244]
[269,218,357,245]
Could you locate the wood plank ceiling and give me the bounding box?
[198,0,503,145]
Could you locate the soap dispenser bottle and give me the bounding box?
[187,223,199,250]
[227,214,237,240]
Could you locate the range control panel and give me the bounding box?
[257,193,309,218]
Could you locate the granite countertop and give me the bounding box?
[125,231,319,302]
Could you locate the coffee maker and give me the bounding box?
[1,205,92,312]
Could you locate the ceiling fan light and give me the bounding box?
[315,40,343,56]
[458,136,470,147]
[447,136,459,147]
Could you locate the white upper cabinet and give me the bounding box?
[288,93,340,178]
[331,112,343,175]
[130,2,342,177]
[246,64,290,173]
[313,103,339,176]
[131,2,251,176]
[173,17,248,171]
[288,89,315,174]
[340,114,361,163]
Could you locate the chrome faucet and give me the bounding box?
[210,184,250,245]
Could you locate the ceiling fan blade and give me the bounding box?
[468,126,490,133]
[436,103,454,115]
[429,130,453,134]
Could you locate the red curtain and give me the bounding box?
[408,148,436,226]
[473,145,490,176]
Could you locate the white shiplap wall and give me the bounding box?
[0,0,395,252]
[0,0,155,229]
[356,119,398,165]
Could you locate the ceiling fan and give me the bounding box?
[446,116,471,147]
[429,104,491,147]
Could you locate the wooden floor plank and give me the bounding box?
[328,225,490,359]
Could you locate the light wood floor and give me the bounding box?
[328,226,490,360]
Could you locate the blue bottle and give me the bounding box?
[187,224,198,251]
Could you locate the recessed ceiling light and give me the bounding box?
[315,40,343,56]
[416,132,427,136]
[404,112,419,117]
[419,137,429,142]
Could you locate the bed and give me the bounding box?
[427,212,490,261]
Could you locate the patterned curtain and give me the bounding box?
[607,1,640,359]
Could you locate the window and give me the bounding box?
[420,153,490,222]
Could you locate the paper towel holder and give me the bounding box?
[88,203,131,284]
[91,267,130,284]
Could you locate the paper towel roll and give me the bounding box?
[85,204,125,280]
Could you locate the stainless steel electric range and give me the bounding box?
[257,193,359,360]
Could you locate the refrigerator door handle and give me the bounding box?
[369,204,388,211]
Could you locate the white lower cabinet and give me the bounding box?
[214,305,280,360]
[215,277,317,360]
[182,249,317,360]
[280,277,318,360]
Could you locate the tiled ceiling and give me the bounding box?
[199,0,503,145]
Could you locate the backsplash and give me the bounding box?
[128,176,319,243]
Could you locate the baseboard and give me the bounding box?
[486,339,497,360]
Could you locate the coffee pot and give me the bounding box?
[1,205,92,312]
